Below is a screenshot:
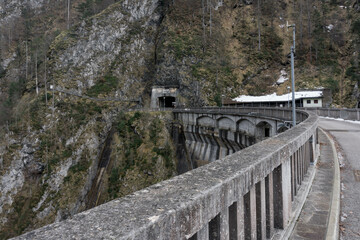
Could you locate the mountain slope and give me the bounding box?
[0,0,359,238]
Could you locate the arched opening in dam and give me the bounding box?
[256,121,273,140]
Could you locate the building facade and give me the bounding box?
[224,90,332,108]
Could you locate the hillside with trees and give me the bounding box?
[0,0,359,238]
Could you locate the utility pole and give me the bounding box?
[287,22,296,126]
[290,46,296,126]
[287,86,290,107]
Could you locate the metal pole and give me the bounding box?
[291,46,296,126]
[287,86,290,107]
[287,23,296,126]
[293,25,296,53]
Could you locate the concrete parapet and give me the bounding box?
[301,107,360,121]
[15,108,318,240]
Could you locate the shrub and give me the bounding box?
[346,63,360,83]
[321,77,339,92]
[41,93,52,102]
[29,101,42,130]
[69,159,90,173]
[108,167,120,198]
[214,93,222,107]
[86,74,118,97]
[149,119,162,144]
[62,148,72,158]
[153,144,173,169]
[352,19,360,36]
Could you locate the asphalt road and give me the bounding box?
[319,118,360,239]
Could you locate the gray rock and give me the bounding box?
[25,161,45,175]
[22,144,35,155]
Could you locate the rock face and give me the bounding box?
[0,0,45,26]
[49,0,162,98]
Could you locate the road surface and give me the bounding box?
[319,118,360,239]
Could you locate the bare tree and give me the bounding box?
[44,54,47,105]
[306,0,312,63]
[299,0,303,45]
[257,0,261,51]
[8,27,11,50]
[25,40,28,81]
[202,0,206,51]
[0,31,3,60]
[67,0,71,29]
[209,0,213,36]
[52,71,55,117]
[35,50,39,95]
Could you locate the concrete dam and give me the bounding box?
[174,108,303,173]
[15,107,318,240]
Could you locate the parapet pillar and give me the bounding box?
[265,173,274,238]
[244,186,257,239]
[256,180,266,240]
[197,223,209,240]
[273,161,292,229]
[310,135,315,163]
[237,197,245,240]
[220,207,229,240]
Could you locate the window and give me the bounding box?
[306,100,311,104]
[265,128,270,137]
[314,100,319,104]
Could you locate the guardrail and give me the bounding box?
[16,108,318,240]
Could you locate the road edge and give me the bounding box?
[319,128,340,240]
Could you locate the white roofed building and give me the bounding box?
[224,90,331,108]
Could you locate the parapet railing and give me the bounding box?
[300,107,360,121]
[16,108,318,240]
[174,107,308,123]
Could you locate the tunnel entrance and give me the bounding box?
[159,96,176,108]
[150,86,178,109]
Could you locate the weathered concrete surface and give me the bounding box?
[13,109,318,240]
[319,118,360,240]
[291,130,334,239]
